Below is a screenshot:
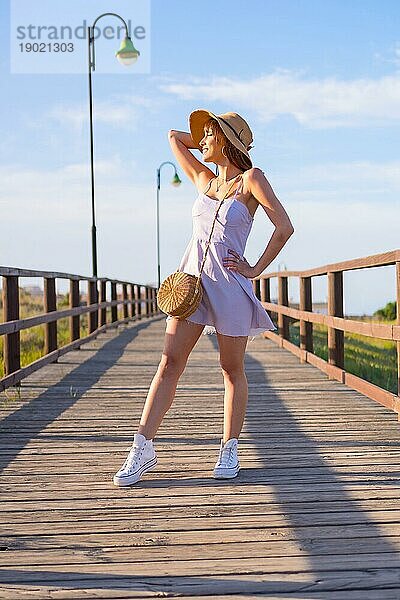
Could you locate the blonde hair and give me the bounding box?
[204,117,252,171]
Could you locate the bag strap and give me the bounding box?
[195,174,243,290]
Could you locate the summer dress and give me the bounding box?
[166,175,277,339]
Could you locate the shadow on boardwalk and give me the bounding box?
[0,318,160,473]
[0,572,399,598]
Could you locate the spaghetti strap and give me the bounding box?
[233,174,243,199]
[202,177,215,195]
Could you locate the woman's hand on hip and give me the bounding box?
[223,249,256,278]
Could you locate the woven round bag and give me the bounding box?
[157,271,202,320]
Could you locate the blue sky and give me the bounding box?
[1,0,399,314]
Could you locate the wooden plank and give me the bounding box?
[0,589,396,600]
[2,569,400,596]
[5,508,400,536]
[3,540,400,567]
[4,456,400,477]
[4,520,400,551]
[1,481,398,502]
[2,318,400,598]
[4,487,400,515]
[0,298,143,336]
[5,500,400,529]
[5,553,400,577]
[255,248,400,278]
[261,303,399,340]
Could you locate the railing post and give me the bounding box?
[253,278,261,300]
[44,277,57,357]
[278,275,289,340]
[260,278,270,304]
[149,288,153,315]
[2,275,20,377]
[122,283,128,320]
[129,284,136,319]
[69,279,80,341]
[111,282,118,323]
[327,270,344,370]
[88,279,98,333]
[136,285,142,320]
[145,287,150,317]
[152,288,157,314]
[99,280,107,327]
[396,261,400,403]
[260,277,275,323]
[300,276,313,357]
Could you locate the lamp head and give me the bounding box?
[115,36,140,66]
[171,173,182,187]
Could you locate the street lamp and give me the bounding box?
[156,162,182,289]
[88,12,140,277]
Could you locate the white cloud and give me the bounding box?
[48,101,139,131]
[0,156,147,220]
[374,42,400,71]
[272,160,400,204]
[160,70,400,128]
[47,93,159,131]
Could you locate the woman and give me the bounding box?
[113,109,294,487]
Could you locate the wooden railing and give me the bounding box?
[3,251,399,413]
[0,266,161,392]
[253,249,400,416]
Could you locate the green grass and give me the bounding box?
[0,289,89,379]
[287,318,397,394]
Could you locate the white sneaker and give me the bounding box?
[113,433,157,487]
[213,437,240,479]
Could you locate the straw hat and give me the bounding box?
[189,109,254,161]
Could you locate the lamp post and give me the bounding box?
[156,162,182,289]
[88,12,140,277]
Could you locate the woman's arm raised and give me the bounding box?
[168,130,214,188]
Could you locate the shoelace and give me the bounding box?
[123,444,145,471]
[217,444,235,467]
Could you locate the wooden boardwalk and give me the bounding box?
[1,315,400,599]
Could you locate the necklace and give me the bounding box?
[215,172,241,192]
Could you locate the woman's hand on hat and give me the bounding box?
[223,249,255,278]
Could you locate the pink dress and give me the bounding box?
[166,176,277,339]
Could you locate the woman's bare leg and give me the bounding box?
[138,318,205,439]
[216,332,248,443]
